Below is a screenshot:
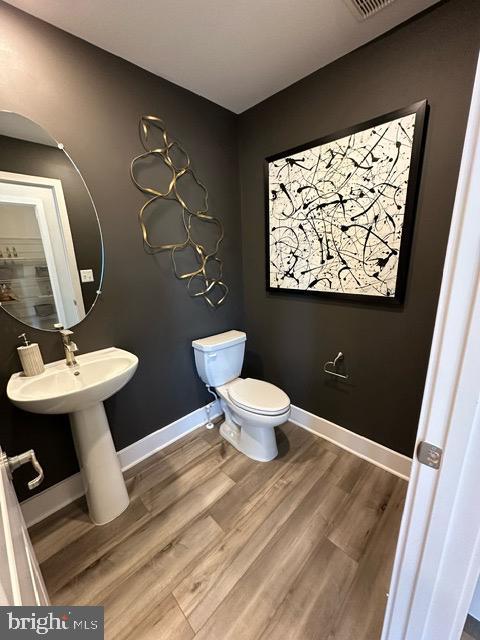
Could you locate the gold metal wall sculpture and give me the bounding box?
[130,115,229,308]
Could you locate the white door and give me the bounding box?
[0,447,49,606]
[382,54,480,640]
[0,171,86,328]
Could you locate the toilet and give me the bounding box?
[192,330,290,461]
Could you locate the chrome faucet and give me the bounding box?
[59,329,79,367]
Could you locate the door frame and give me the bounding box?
[0,448,49,605]
[382,53,480,640]
[0,170,85,327]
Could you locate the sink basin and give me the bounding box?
[7,347,138,414]
[7,347,138,526]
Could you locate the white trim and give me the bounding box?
[21,474,84,530]
[20,400,222,528]
[0,453,22,605]
[0,193,69,324]
[119,399,221,471]
[0,170,86,326]
[382,53,480,640]
[21,401,409,529]
[290,405,411,480]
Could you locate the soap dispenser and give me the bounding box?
[17,333,45,377]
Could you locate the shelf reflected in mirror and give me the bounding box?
[0,112,103,330]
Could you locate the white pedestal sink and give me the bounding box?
[7,348,138,525]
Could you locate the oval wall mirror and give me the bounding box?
[0,112,103,330]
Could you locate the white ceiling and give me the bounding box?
[5,0,441,113]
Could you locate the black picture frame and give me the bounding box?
[264,100,428,304]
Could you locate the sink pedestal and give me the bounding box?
[69,402,129,525]
[7,347,138,526]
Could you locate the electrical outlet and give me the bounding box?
[80,269,94,283]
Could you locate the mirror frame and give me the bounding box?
[0,110,105,331]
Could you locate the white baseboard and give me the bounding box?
[21,400,222,528]
[22,401,410,527]
[118,399,221,472]
[290,405,411,480]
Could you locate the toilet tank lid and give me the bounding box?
[192,330,246,352]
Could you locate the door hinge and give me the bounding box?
[417,441,443,470]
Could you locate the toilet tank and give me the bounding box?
[192,330,246,387]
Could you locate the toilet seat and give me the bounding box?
[228,378,290,416]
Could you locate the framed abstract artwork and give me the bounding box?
[265,100,428,303]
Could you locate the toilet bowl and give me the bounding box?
[217,378,290,461]
[192,330,290,462]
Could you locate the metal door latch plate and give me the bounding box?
[417,441,443,470]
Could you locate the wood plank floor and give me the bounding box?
[463,615,480,640]
[29,422,407,640]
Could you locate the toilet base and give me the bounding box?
[220,419,278,462]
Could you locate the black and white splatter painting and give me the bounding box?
[267,112,420,299]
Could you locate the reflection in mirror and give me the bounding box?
[0,112,103,330]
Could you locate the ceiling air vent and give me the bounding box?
[344,0,397,20]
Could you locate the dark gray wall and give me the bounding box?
[1,0,478,501]
[0,134,102,311]
[238,0,480,457]
[0,1,243,500]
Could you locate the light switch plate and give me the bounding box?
[80,269,94,283]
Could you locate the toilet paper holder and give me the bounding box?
[323,352,349,380]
